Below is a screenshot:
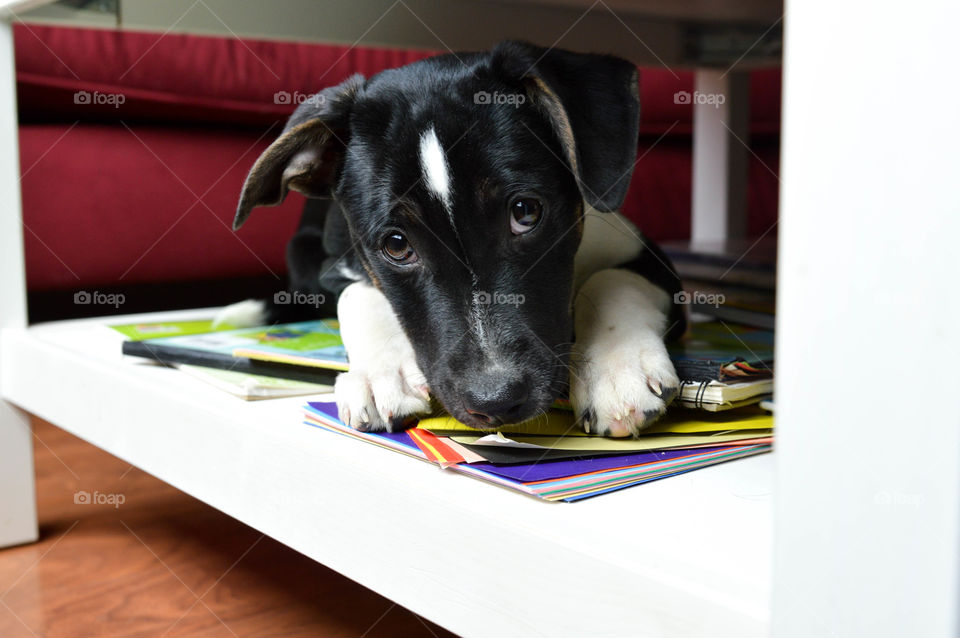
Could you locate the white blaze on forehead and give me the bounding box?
[419,126,452,211]
[471,274,488,348]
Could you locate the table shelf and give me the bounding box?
[1,308,772,637]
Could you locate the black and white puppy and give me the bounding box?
[223,41,685,437]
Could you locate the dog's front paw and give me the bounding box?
[570,344,679,438]
[334,359,432,432]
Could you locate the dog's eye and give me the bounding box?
[509,197,543,234]
[382,232,417,264]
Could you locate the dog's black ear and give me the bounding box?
[493,41,639,212]
[233,74,364,230]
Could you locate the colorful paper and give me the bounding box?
[304,402,772,502]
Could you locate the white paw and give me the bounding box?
[334,357,431,432]
[212,299,266,329]
[335,281,433,431]
[570,342,679,438]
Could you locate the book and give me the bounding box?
[230,321,348,370]
[122,339,339,384]
[661,238,777,329]
[120,320,345,384]
[661,237,777,292]
[679,280,776,330]
[112,320,335,398]
[112,319,232,341]
[691,303,775,331]
[177,364,332,400]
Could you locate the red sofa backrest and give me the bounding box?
[15,24,780,293]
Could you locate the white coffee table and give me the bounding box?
[3,2,958,637]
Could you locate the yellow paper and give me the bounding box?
[419,407,773,438]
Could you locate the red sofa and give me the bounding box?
[14,24,780,320]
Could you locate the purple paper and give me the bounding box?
[467,447,739,482]
[308,401,418,448]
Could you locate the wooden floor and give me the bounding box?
[0,419,456,638]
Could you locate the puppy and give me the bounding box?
[223,41,685,437]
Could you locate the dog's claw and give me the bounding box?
[570,344,679,438]
[334,365,432,434]
[661,385,678,404]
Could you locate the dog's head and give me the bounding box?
[234,41,639,428]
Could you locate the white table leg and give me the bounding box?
[691,68,750,243]
[0,405,36,549]
[0,17,38,548]
[774,1,960,636]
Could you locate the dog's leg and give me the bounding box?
[570,268,680,437]
[213,200,338,329]
[334,281,432,432]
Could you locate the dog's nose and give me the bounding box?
[463,379,529,426]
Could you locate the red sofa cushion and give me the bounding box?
[19,123,301,290]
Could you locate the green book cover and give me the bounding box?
[112,319,231,341]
